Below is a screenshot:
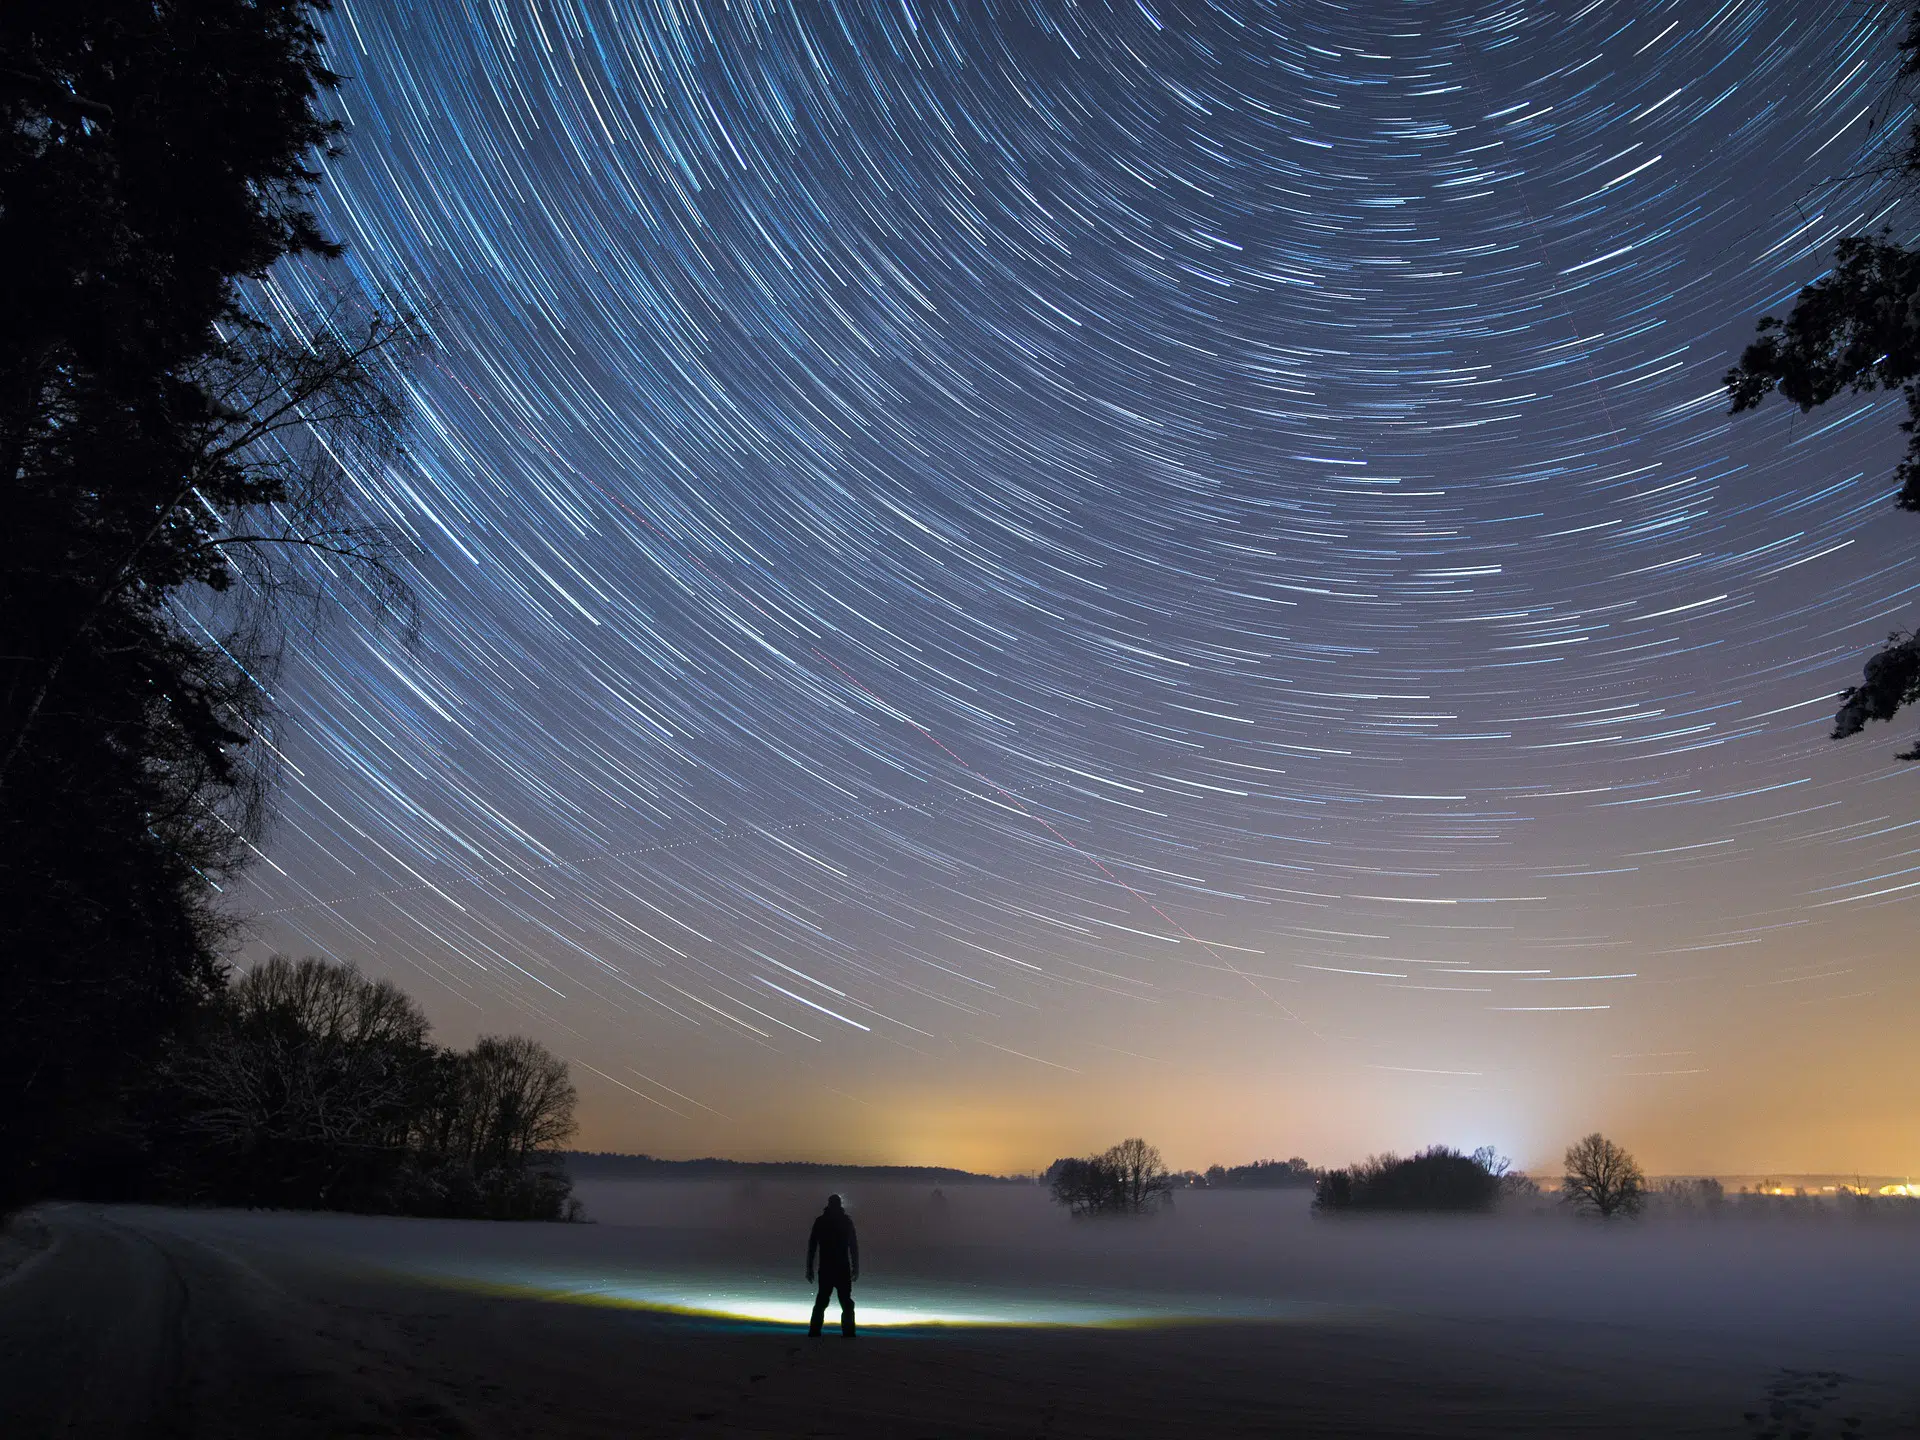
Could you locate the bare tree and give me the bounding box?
[230,953,429,1050]
[151,955,582,1218]
[1103,1137,1172,1212]
[1561,1132,1646,1219]
[165,955,432,1205]
[460,1034,578,1173]
[1047,1137,1171,1216]
[1472,1144,1541,1204]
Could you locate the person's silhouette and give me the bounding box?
[805,1193,859,1336]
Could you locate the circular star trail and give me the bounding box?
[245,0,1918,1168]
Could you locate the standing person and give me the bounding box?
[805,1193,859,1336]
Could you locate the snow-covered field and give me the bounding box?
[3,1184,1915,1436]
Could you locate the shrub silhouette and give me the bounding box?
[1314,1146,1502,1213]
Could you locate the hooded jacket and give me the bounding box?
[807,1202,859,1279]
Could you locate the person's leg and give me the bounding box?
[809,1279,832,1336]
[837,1278,855,1336]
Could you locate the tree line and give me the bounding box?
[1205,1157,1316,1189]
[1,1,424,1208]
[1309,1134,1648,1217]
[139,955,579,1219]
[1047,1132,1652,1220]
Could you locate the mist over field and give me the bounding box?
[9,1180,1920,1435]
[141,1176,1920,1352]
[547,1179,1920,1341]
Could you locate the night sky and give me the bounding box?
[245,0,1918,1176]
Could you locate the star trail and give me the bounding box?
[242,0,1918,1172]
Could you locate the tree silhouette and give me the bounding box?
[461,1035,580,1178]
[1,1,413,1207]
[160,956,433,1207]
[1724,12,1920,757]
[1313,1145,1504,1213]
[1104,1137,1171,1211]
[1047,1137,1171,1216]
[1205,1157,1316,1188]
[158,956,578,1218]
[1561,1132,1646,1220]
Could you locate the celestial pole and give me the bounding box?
[242,0,1918,1168]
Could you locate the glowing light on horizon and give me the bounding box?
[238,0,1920,1167]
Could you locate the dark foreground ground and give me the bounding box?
[2,1187,1915,1438]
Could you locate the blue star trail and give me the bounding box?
[240,0,1917,1157]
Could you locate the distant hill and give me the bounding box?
[560,1152,1024,1185]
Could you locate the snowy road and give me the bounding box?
[0,1205,475,1438]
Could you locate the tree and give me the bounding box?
[1724,12,1920,757]
[403,1033,578,1220]
[1561,1133,1646,1220]
[1047,1138,1172,1217]
[0,0,413,1207]
[1313,1146,1502,1213]
[461,1035,579,1173]
[1313,1168,1353,1211]
[156,956,579,1219]
[160,956,434,1207]
[1102,1137,1172,1212]
[1046,1156,1107,1216]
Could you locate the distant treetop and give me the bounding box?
[1204,1157,1317,1188]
